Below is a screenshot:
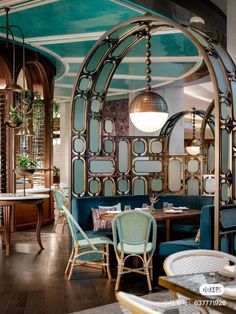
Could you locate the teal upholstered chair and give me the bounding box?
[62,205,113,280]
[112,210,157,291]
[53,189,67,233]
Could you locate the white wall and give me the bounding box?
[53,100,71,185]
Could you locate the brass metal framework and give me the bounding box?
[70,15,236,250]
[160,109,215,152]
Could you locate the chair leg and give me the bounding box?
[115,259,124,291]
[65,248,74,275]
[53,208,60,232]
[144,253,152,291]
[105,244,111,279]
[101,244,105,273]
[150,256,153,281]
[67,247,78,280]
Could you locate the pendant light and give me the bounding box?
[186,107,201,155]
[129,23,168,133]
[3,7,35,137]
[4,7,22,92]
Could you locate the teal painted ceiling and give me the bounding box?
[0,0,202,101]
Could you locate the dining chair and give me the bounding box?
[62,205,113,280]
[53,189,68,233]
[59,182,69,196]
[116,291,182,314]
[164,249,236,314]
[112,210,157,291]
[164,249,236,276]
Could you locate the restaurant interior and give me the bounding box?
[0,0,236,313]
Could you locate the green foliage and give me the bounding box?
[16,156,38,169]
[53,166,60,177]
[53,101,60,118]
[9,106,22,120]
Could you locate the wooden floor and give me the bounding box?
[0,225,163,314]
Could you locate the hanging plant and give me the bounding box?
[15,156,38,177]
[5,106,23,128]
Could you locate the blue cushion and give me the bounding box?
[159,238,200,256]
[77,230,113,240]
[75,230,113,262]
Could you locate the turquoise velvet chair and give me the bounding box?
[62,205,113,280]
[112,210,157,291]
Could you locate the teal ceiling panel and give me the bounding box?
[109,79,164,90]
[44,32,198,59]
[44,41,96,58]
[54,87,73,97]
[56,77,75,85]
[69,63,83,73]
[115,62,198,77]
[7,0,139,37]
[1,1,202,100]
[126,33,199,57]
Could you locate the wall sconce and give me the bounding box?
[186,107,201,155]
[129,23,168,133]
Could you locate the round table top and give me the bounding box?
[0,193,49,200]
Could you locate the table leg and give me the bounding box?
[3,205,11,256]
[36,202,44,250]
[165,219,170,242]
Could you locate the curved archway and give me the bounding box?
[15,60,53,188]
[0,55,13,193]
[71,14,236,249]
[160,108,215,153]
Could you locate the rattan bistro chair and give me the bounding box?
[164,249,236,276]
[116,291,182,314]
[112,210,157,291]
[62,205,113,280]
[53,189,67,233]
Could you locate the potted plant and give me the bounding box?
[5,106,23,128]
[15,156,38,177]
[53,101,60,129]
[53,166,60,184]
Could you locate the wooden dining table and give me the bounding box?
[100,208,201,241]
[0,193,49,256]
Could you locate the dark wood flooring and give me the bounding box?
[0,225,163,314]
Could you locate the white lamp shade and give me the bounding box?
[130,111,168,132]
[186,138,201,155]
[186,145,200,155]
